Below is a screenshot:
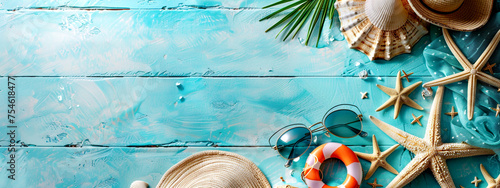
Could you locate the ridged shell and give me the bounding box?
[335,0,428,60]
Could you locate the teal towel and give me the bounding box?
[423,13,500,153]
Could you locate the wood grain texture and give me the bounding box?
[0,2,494,187]
[0,0,270,9]
[0,9,433,77]
[0,77,453,147]
[0,146,496,188]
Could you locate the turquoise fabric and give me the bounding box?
[424,13,500,152]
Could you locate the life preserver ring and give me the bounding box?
[303,143,363,188]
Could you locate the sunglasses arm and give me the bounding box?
[284,159,293,168]
[284,135,312,167]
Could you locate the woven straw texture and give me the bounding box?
[156,150,271,188]
[408,0,493,31]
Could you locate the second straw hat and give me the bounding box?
[407,0,494,31]
[156,150,271,188]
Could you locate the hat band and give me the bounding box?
[421,0,465,13]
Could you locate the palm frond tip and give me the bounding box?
[260,0,336,47]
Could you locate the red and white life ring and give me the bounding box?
[303,143,363,188]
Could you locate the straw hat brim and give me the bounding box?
[156,150,271,188]
[407,0,493,31]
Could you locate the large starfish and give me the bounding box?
[354,135,399,180]
[376,71,423,119]
[480,164,500,188]
[369,86,495,188]
[423,28,500,120]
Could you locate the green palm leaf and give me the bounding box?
[260,0,336,47]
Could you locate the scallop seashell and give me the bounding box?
[335,0,428,60]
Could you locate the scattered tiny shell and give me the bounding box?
[421,87,434,99]
[130,180,149,188]
[335,0,428,60]
[358,70,369,79]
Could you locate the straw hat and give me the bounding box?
[156,150,271,188]
[407,0,493,31]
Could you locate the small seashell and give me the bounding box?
[130,180,149,188]
[358,70,369,79]
[335,0,428,60]
[421,87,434,99]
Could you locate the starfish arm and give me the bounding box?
[468,75,477,120]
[381,144,400,158]
[364,161,380,180]
[386,153,430,188]
[401,96,424,110]
[381,160,399,175]
[376,96,397,111]
[369,116,426,154]
[396,71,402,92]
[401,81,423,94]
[380,144,400,175]
[376,84,398,95]
[474,29,500,70]
[430,155,456,188]
[422,71,470,87]
[424,86,444,145]
[394,97,403,119]
[477,72,500,88]
[354,152,375,161]
[443,28,473,70]
[480,164,496,185]
[438,143,495,159]
[372,135,381,156]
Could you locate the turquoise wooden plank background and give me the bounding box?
[0,0,499,188]
[0,10,433,76]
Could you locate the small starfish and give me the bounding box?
[367,178,383,188]
[401,70,414,82]
[354,135,399,180]
[445,106,459,119]
[369,86,495,188]
[411,113,423,126]
[491,104,500,117]
[483,63,496,74]
[472,176,482,187]
[498,88,500,92]
[480,164,500,188]
[361,92,368,99]
[376,71,423,119]
[423,28,500,120]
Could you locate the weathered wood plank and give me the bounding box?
[0,0,269,9]
[0,77,459,147]
[0,147,495,188]
[0,10,433,77]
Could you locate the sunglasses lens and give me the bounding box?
[324,110,362,138]
[277,127,311,160]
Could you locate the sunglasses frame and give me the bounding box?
[269,104,365,162]
[272,123,313,161]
